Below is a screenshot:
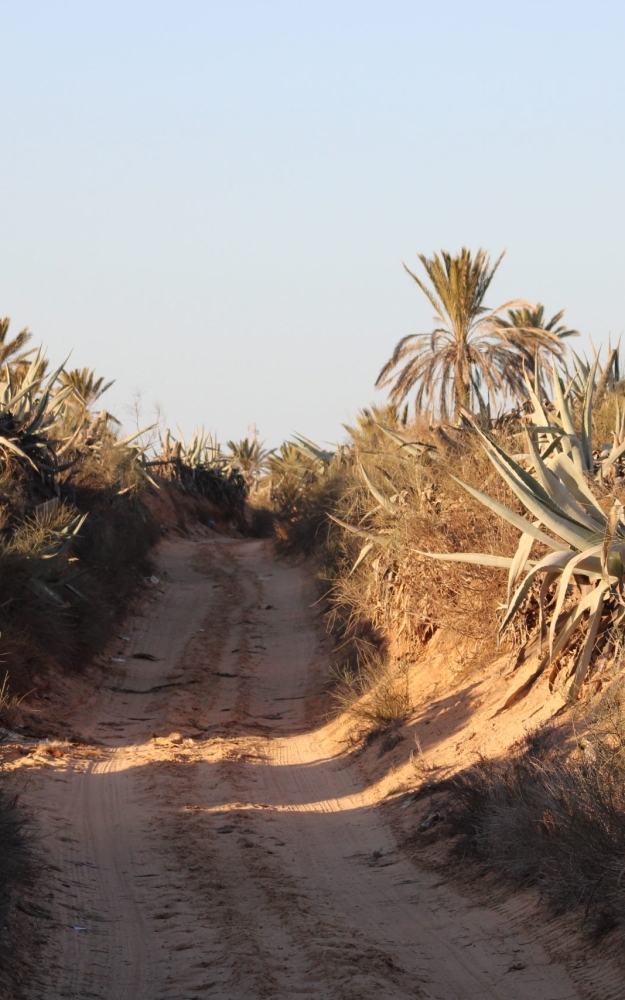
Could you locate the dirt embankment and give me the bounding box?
[1,536,621,998]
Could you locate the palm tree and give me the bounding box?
[59,368,115,409]
[375,248,566,421]
[499,304,577,341]
[226,437,273,488]
[0,317,34,372]
[494,303,578,402]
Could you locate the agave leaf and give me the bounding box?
[0,434,38,469]
[526,431,603,532]
[43,355,71,391]
[327,513,390,544]
[137,465,161,490]
[546,452,607,523]
[414,549,522,569]
[538,569,560,652]
[529,426,567,436]
[501,550,606,645]
[552,363,583,472]
[601,437,625,472]
[499,550,577,638]
[464,414,556,510]
[29,578,66,606]
[41,513,88,559]
[507,532,535,603]
[292,433,334,464]
[469,416,598,543]
[569,587,606,699]
[46,384,76,415]
[359,463,397,514]
[56,424,86,457]
[601,501,623,581]
[460,434,594,550]
[540,433,567,461]
[546,583,610,688]
[25,387,55,435]
[477,445,596,551]
[523,371,550,428]
[349,541,374,575]
[113,424,157,449]
[580,358,599,473]
[450,477,569,552]
[6,368,47,412]
[548,543,602,658]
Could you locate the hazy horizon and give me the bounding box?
[1,1,624,447]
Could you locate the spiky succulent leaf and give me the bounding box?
[359,463,397,513]
[413,549,523,569]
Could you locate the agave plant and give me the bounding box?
[266,436,334,487]
[521,356,625,481]
[0,353,75,483]
[156,427,224,470]
[416,391,625,700]
[265,438,331,518]
[266,441,309,480]
[331,350,625,700]
[152,427,247,512]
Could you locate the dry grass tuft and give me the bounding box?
[437,697,625,937]
[331,652,411,742]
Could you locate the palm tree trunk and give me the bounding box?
[453,364,471,418]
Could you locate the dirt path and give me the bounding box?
[7,537,591,998]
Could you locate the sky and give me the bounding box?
[0,1,624,447]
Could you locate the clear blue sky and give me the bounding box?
[1,1,623,446]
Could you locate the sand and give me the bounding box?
[2,535,609,998]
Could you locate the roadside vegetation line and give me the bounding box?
[261,247,625,941]
[0,317,257,992]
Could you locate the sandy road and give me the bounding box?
[10,536,589,999]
